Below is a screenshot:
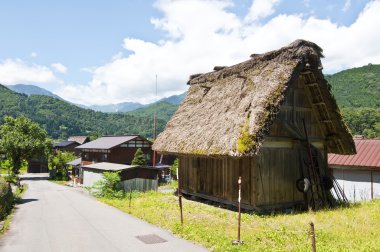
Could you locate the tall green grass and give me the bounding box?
[101,191,380,251]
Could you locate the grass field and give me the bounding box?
[101,190,380,251]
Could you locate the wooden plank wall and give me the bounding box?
[179,156,255,206]
[121,178,158,192]
[255,147,304,206]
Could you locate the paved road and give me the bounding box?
[0,175,208,252]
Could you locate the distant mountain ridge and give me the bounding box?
[6,83,186,113]
[7,84,63,101]
[89,102,144,113]
[89,92,187,113]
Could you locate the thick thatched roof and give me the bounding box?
[153,40,355,157]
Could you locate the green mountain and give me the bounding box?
[325,64,380,108]
[326,64,379,138]
[7,84,64,101]
[0,84,165,139]
[126,101,179,122]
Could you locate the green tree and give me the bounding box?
[49,151,77,180]
[0,116,52,174]
[131,148,146,165]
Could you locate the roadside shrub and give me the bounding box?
[91,172,124,199]
[0,177,13,221]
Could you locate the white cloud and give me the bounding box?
[0,58,58,85]
[57,0,380,105]
[30,52,38,58]
[245,0,281,22]
[51,63,67,74]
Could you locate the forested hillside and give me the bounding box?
[126,101,178,122]
[0,84,166,139]
[326,64,380,138]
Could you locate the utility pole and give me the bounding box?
[152,74,157,167]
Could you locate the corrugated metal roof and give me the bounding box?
[66,158,82,166]
[76,135,139,149]
[328,139,380,168]
[53,141,78,147]
[82,162,138,171]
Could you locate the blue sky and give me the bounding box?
[0,0,379,105]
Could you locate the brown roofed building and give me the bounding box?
[53,141,81,155]
[76,135,153,166]
[153,39,356,211]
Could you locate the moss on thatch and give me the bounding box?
[153,39,355,157]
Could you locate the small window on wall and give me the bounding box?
[101,154,108,161]
[84,153,89,159]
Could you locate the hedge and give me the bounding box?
[0,177,13,221]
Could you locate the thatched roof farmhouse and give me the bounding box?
[153,39,356,211]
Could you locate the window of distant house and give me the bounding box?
[101,154,108,161]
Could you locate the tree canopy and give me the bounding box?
[131,148,146,165]
[0,115,52,174]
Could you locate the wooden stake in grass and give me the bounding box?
[129,188,132,207]
[232,176,244,245]
[177,167,183,224]
[310,222,316,252]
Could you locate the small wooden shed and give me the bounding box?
[153,40,356,211]
[82,162,160,192]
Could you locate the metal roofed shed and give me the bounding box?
[66,158,82,167]
[329,139,380,202]
[82,162,159,192]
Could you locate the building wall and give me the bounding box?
[83,169,103,188]
[120,178,158,192]
[333,168,380,202]
[82,168,158,191]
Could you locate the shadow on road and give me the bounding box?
[17,198,38,204]
[19,173,49,181]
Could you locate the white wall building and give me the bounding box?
[329,139,380,202]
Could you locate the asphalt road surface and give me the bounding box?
[0,174,208,252]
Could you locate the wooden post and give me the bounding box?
[310,222,316,252]
[177,165,183,224]
[129,187,132,207]
[232,176,244,245]
[237,176,242,241]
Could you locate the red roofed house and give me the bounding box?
[329,139,380,202]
